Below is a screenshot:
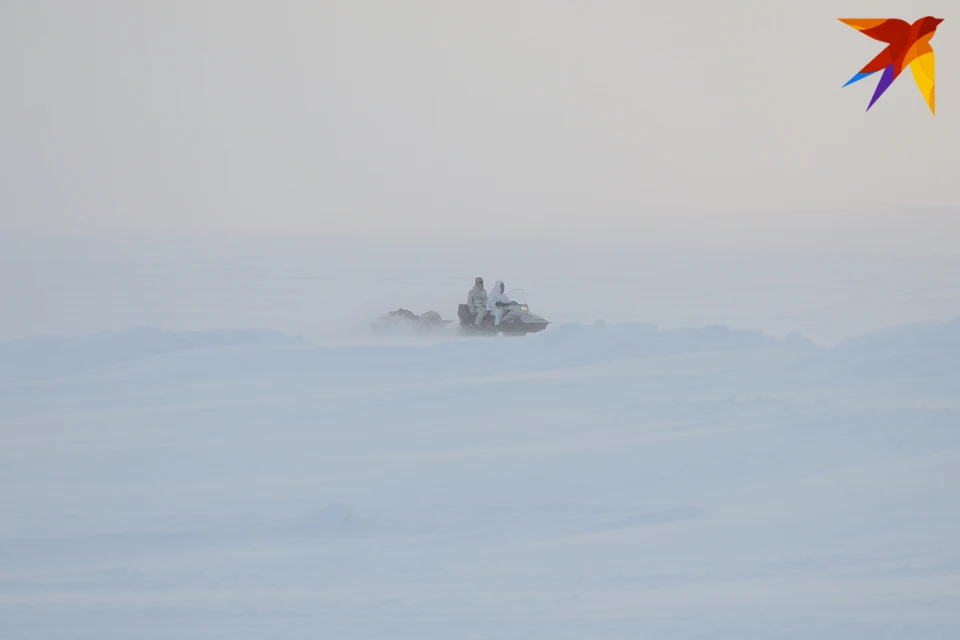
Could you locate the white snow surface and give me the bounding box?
[2,320,960,639]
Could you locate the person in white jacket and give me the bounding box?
[486,280,510,326]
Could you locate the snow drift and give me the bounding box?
[0,327,305,384]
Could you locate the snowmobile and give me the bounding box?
[457,289,550,336]
[370,308,452,334]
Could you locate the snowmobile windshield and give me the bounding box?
[506,289,528,306]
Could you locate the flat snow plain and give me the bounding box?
[2,320,959,639]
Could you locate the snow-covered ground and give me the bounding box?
[2,318,959,639]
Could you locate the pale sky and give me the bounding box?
[1,0,956,244]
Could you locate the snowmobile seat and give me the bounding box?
[458,304,474,324]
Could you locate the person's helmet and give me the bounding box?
[475,277,484,286]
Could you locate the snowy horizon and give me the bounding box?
[4,221,960,348]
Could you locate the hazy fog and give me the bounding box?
[2,0,957,240]
[1,228,959,347]
[3,1,958,346]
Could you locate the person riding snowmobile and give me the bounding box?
[467,277,488,325]
[486,280,510,326]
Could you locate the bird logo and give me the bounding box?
[839,17,943,114]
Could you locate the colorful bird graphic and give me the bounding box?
[839,17,943,113]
